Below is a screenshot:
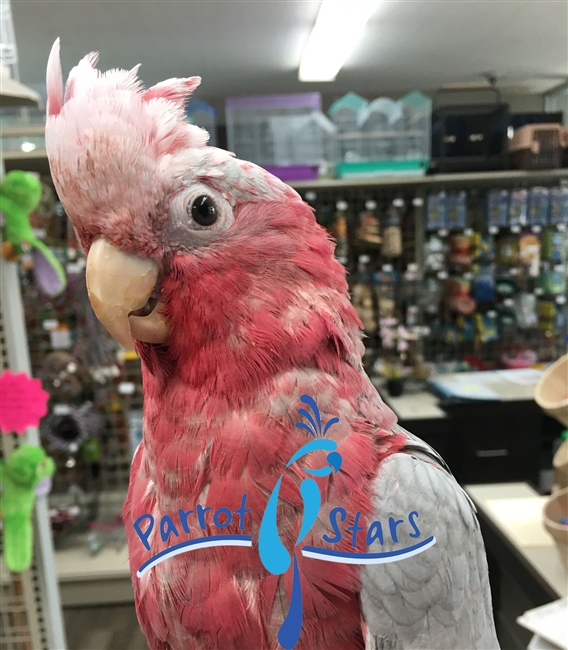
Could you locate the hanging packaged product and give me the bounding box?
[456,315,475,342]
[426,192,447,230]
[508,189,528,227]
[475,313,499,343]
[472,265,496,303]
[496,236,520,265]
[487,189,509,228]
[424,235,447,272]
[446,276,476,315]
[352,255,377,334]
[537,299,558,332]
[513,293,538,329]
[352,283,377,334]
[550,187,568,225]
[536,270,566,295]
[446,192,468,230]
[448,234,472,269]
[528,187,550,226]
[382,205,402,258]
[519,233,541,277]
[495,277,518,297]
[357,200,382,246]
[541,230,567,262]
[471,232,495,262]
[496,307,517,328]
[419,278,443,315]
[374,269,397,318]
[333,201,349,262]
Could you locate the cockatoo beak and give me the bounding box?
[86,237,168,350]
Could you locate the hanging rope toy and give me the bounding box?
[0,444,55,572]
[0,170,66,296]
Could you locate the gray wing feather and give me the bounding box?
[360,428,500,650]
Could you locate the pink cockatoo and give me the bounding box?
[45,40,499,650]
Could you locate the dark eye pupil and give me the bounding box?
[191,195,218,226]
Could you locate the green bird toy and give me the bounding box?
[0,444,55,573]
[0,170,66,296]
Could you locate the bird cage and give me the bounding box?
[331,90,432,179]
[186,99,218,147]
[225,93,324,181]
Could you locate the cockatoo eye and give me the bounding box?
[190,195,218,226]
[163,183,234,250]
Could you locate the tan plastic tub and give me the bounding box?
[543,487,568,570]
[535,355,568,427]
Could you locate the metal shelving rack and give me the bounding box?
[1,0,67,646]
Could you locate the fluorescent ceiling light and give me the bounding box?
[299,1,380,82]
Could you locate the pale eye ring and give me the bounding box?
[190,195,218,227]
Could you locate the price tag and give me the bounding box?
[365,200,377,210]
[464,272,473,280]
[53,404,72,416]
[504,299,514,307]
[511,225,521,234]
[412,197,424,207]
[535,288,544,296]
[531,225,542,234]
[556,296,566,305]
[392,198,405,208]
[464,228,474,237]
[358,255,371,264]
[67,248,77,260]
[42,319,59,331]
[305,191,317,201]
[438,229,449,238]
[336,201,348,211]
[487,310,497,318]
[338,256,348,265]
[437,271,448,280]
[509,268,520,276]
[382,264,393,272]
[32,228,46,239]
[118,382,136,395]
[557,224,567,232]
[66,263,81,274]
[489,226,499,235]
[50,329,72,350]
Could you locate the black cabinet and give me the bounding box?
[398,400,543,486]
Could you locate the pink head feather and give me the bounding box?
[45,40,293,256]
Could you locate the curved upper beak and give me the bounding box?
[86,237,168,350]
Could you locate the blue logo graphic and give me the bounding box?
[258,395,343,649]
[133,395,436,650]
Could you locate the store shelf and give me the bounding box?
[2,147,47,160]
[1,124,45,138]
[289,168,568,190]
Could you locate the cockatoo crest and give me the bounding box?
[45,39,293,255]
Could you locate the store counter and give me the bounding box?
[465,482,567,650]
[378,371,554,486]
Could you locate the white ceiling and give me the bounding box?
[11,0,568,106]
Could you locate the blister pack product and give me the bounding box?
[541,230,567,263]
[509,189,528,227]
[549,187,568,225]
[446,192,467,230]
[487,190,509,228]
[427,192,447,230]
[528,187,550,226]
[472,265,496,303]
